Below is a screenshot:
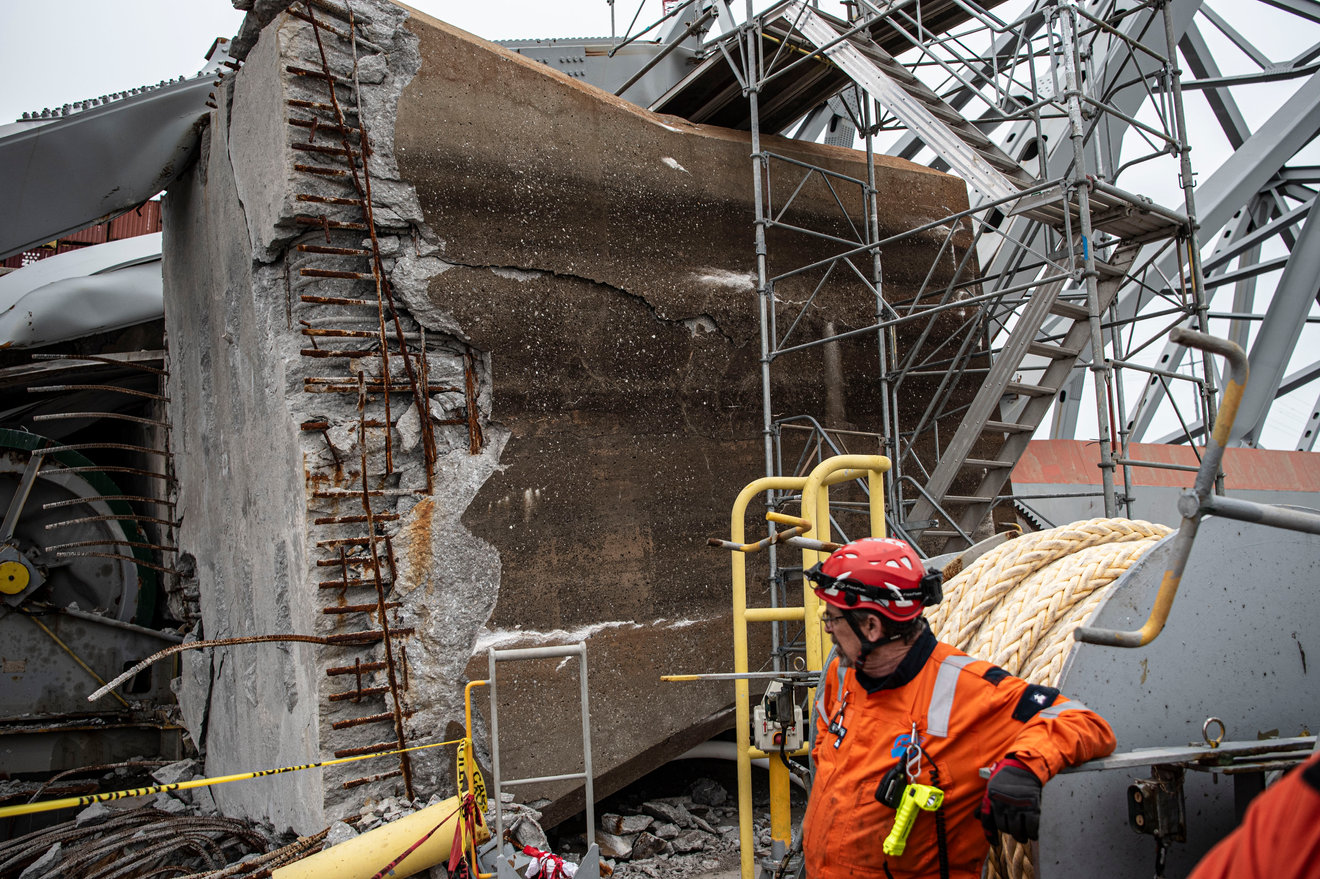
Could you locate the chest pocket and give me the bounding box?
[842,751,954,873]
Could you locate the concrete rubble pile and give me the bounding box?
[489,777,766,879]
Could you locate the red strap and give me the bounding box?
[979,757,1031,817]
[992,756,1032,777]
[371,795,466,879]
[521,845,572,878]
[446,794,479,874]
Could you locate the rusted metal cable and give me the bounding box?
[1,808,269,879]
[302,0,437,482]
[356,372,414,799]
[0,808,157,872]
[62,814,265,879]
[168,828,329,879]
[30,353,166,375]
[87,634,382,703]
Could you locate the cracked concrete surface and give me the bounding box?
[393,7,973,826]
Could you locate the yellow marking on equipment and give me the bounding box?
[0,560,29,594]
[27,615,130,708]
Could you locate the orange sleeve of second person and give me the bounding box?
[1188,751,1320,879]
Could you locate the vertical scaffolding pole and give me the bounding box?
[862,90,898,519]
[1162,0,1219,491]
[1060,2,1117,516]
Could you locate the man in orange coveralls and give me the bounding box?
[800,537,1116,879]
[1187,749,1320,879]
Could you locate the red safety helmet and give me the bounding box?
[805,537,941,622]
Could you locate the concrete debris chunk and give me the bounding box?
[600,812,653,835]
[669,830,708,854]
[150,758,198,786]
[192,785,220,816]
[652,821,680,840]
[688,778,728,807]
[639,800,692,828]
[629,831,669,859]
[506,811,549,851]
[18,844,61,879]
[594,829,634,860]
[153,793,189,814]
[75,803,112,826]
[326,820,360,846]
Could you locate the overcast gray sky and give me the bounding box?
[0,1,641,123]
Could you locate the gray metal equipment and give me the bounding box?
[0,430,180,773]
[1040,331,1320,874]
[1040,515,1319,876]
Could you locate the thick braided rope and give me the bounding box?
[927,518,1172,879]
[926,518,1169,651]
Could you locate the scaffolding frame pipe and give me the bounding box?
[486,642,594,848]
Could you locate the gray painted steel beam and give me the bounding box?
[1297,384,1320,450]
[1126,196,1306,441]
[1118,70,1320,324]
[1153,357,1320,443]
[1201,197,1312,275]
[1121,71,1320,440]
[1180,23,1251,149]
[1229,206,1320,444]
[1261,0,1320,26]
[0,77,213,261]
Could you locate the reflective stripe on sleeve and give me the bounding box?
[1038,698,1088,719]
[926,654,976,737]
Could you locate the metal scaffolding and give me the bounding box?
[640,0,1201,559]
[549,0,1320,692]
[592,0,1315,554]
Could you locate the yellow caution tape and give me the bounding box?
[0,737,465,820]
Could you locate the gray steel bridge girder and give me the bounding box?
[1121,70,1320,442]
[1228,206,1320,445]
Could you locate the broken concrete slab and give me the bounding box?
[393,5,973,826]
[164,0,974,835]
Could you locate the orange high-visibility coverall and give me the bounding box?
[802,628,1115,879]
[1188,750,1320,879]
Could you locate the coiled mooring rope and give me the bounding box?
[927,517,1173,879]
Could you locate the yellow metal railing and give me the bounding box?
[725,455,891,879]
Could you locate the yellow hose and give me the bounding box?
[927,518,1172,879]
[271,795,489,879]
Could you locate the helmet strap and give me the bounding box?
[842,611,902,667]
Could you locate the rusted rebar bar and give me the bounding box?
[88,633,386,703]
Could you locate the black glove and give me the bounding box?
[977,757,1042,843]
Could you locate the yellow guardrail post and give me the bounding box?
[463,679,492,877]
[801,456,891,671]
[731,476,806,879]
[727,455,890,879]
